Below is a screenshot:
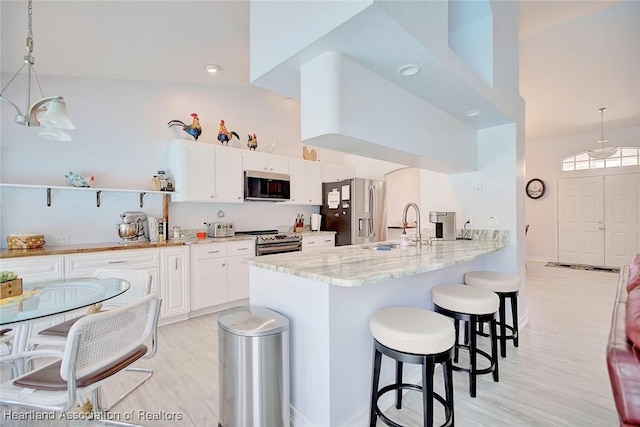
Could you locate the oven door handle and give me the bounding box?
[257,242,302,255]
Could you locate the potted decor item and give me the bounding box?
[0,271,23,299]
[64,171,94,188]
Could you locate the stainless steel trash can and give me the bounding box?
[218,306,290,427]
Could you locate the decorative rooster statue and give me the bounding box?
[168,113,202,141]
[303,145,318,161]
[217,120,239,146]
[247,134,258,151]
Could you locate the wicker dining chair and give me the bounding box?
[29,269,154,409]
[0,294,161,413]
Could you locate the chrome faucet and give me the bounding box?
[402,202,422,246]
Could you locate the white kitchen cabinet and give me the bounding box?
[302,233,335,251]
[0,255,64,282]
[66,248,164,317]
[288,159,322,205]
[189,242,228,311]
[189,240,254,315]
[288,159,306,204]
[226,240,254,302]
[305,162,322,204]
[321,163,355,183]
[1,246,188,324]
[168,140,243,203]
[214,147,244,203]
[243,151,289,174]
[169,139,216,202]
[65,249,159,277]
[0,256,67,338]
[159,247,189,321]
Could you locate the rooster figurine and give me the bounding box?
[247,134,258,151]
[168,113,202,141]
[217,120,239,146]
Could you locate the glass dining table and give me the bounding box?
[0,277,130,355]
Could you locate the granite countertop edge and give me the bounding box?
[244,239,508,287]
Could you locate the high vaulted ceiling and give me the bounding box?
[1,1,638,142]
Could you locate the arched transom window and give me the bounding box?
[562,147,640,171]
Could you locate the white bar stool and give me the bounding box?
[432,285,499,398]
[464,271,520,358]
[369,307,455,427]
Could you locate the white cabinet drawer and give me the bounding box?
[302,234,335,250]
[191,243,227,260]
[0,255,64,282]
[65,249,160,277]
[227,240,255,257]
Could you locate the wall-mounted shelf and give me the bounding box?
[0,183,171,208]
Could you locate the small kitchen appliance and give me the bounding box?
[117,211,149,242]
[429,211,456,241]
[244,171,291,202]
[320,178,385,246]
[310,213,321,231]
[207,222,235,238]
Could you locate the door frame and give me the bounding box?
[557,172,640,267]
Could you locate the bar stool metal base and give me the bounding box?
[370,340,454,427]
[477,291,519,357]
[434,305,499,398]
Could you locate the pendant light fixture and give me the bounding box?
[587,107,617,160]
[0,0,74,141]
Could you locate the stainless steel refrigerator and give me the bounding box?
[321,178,386,246]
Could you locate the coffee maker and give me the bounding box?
[117,211,149,242]
[429,211,456,241]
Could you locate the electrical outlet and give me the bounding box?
[466,216,472,224]
[53,235,70,245]
[488,215,501,227]
[201,217,209,226]
[473,183,482,195]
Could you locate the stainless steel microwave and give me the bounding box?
[244,171,291,202]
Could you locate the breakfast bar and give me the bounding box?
[245,236,509,427]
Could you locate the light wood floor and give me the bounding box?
[1,261,621,426]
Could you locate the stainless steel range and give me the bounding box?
[236,230,302,256]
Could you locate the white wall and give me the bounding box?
[525,124,640,261]
[0,75,346,246]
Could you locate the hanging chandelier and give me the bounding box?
[587,107,618,160]
[0,0,74,141]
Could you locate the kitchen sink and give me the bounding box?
[362,240,441,250]
[362,243,402,250]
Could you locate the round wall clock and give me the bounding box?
[526,178,545,199]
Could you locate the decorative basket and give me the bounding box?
[1,278,23,299]
[7,234,46,249]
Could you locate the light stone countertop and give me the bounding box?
[0,235,255,259]
[244,238,508,287]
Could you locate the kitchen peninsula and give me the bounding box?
[245,235,509,426]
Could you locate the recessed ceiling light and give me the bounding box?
[205,64,221,74]
[396,64,422,77]
[464,109,481,117]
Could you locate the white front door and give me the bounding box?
[558,176,605,266]
[604,174,640,267]
[558,173,640,268]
